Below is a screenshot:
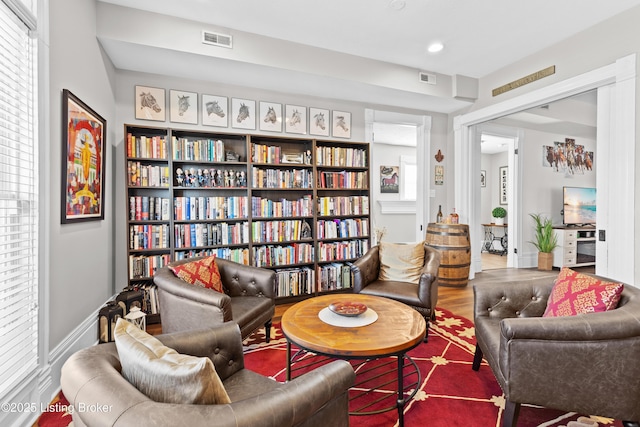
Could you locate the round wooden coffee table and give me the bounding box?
[281,294,426,427]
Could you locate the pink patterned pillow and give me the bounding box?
[543,267,623,317]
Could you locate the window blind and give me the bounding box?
[0,0,38,399]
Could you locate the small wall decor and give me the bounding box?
[543,138,593,175]
[231,98,256,130]
[435,149,444,163]
[169,90,198,124]
[309,107,330,136]
[380,165,399,193]
[285,104,307,134]
[135,85,165,121]
[480,170,487,187]
[201,94,228,127]
[259,101,283,132]
[332,110,351,139]
[61,89,107,223]
[435,165,444,185]
[499,166,508,205]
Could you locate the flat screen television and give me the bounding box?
[562,186,596,226]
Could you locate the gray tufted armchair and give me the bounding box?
[154,257,276,342]
[472,275,640,427]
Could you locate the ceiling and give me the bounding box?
[97,1,638,115]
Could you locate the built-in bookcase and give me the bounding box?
[124,125,371,313]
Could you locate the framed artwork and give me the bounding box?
[259,101,282,132]
[380,165,399,193]
[480,170,487,187]
[499,166,508,204]
[332,110,351,139]
[435,165,444,185]
[285,104,307,134]
[309,107,330,136]
[201,94,228,127]
[170,90,198,124]
[231,98,256,130]
[135,85,165,121]
[61,89,107,223]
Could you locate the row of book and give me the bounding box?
[252,243,315,267]
[315,146,367,168]
[316,218,369,240]
[173,248,250,265]
[127,161,170,187]
[251,143,282,164]
[317,195,369,216]
[317,262,353,292]
[251,219,311,243]
[274,267,314,297]
[129,196,171,221]
[127,134,168,160]
[128,254,171,279]
[251,195,313,218]
[252,167,313,189]
[174,222,250,248]
[171,137,228,162]
[174,196,248,221]
[317,170,368,189]
[317,239,370,262]
[127,282,161,315]
[129,224,170,250]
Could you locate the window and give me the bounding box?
[400,155,416,201]
[0,0,38,399]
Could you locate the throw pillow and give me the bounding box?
[378,241,425,284]
[169,255,223,293]
[543,267,624,317]
[114,318,231,404]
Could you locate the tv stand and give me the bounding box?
[552,226,596,268]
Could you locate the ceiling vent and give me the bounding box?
[202,31,233,48]
[419,72,436,85]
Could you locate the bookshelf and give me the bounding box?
[124,125,371,312]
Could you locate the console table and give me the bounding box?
[481,223,508,255]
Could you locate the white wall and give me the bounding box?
[480,151,508,224]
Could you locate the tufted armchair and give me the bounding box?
[472,275,640,427]
[61,323,355,427]
[154,257,276,341]
[351,242,441,337]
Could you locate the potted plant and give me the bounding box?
[529,213,558,270]
[492,207,507,225]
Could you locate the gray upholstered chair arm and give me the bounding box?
[351,246,380,292]
[473,277,554,320]
[156,323,245,380]
[216,258,276,299]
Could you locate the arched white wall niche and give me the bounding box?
[453,54,636,283]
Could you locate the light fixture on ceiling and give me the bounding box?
[427,42,444,53]
[388,0,406,10]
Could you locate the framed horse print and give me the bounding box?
[169,90,198,124]
[259,101,282,132]
[231,98,256,130]
[61,89,107,223]
[332,110,351,139]
[202,94,228,127]
[380,165,399,193]
[309,107,330,136]
[285,104,307,134]
[135,85,165,122]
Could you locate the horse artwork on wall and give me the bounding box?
[309,107,330,137]
[259,101,282,132]
[169,89,197,124]
[285,104,307,134]
[542,137,594,175]
[202,94,228,127]
[231,98,256,130]
[380,165,399,193]
[135,85,165,122]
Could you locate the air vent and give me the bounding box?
[202,31,233,48]
[419,72,436,85]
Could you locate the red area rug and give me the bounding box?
[35,307,623,427]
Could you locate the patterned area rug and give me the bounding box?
[35,307,623,427]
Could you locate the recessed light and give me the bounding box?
[427,42,444,53]
[389,0,406,11]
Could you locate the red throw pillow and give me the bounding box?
[543,267,623,317]
[169,256,223,293]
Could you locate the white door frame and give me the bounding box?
[454,54,636,283]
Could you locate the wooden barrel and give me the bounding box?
[425,223,471,288]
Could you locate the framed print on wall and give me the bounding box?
[499,166,508,204]
[202,94,228,127]
[435,165,444,185]
[285,104,307,134]
[380,166,399,193]
[332,110,351,139]
[309,107,330,136]
[170,90,198,124]
[480,170,487,187]
[135,85,165,121]
[259,101,282,132]
[231,98,256,130]
[61,89,107,223]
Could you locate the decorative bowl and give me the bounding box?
[328,301,368,317]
